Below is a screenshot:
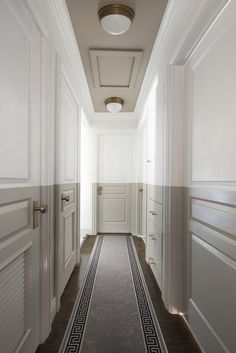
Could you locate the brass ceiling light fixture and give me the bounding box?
[98,4,135,35]
[105,97,124,113]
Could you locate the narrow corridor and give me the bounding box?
[37,236,202,353]
[1,1,235,353]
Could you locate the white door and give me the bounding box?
[56,64,80,302]
[0,1,42,353]
[185,1,236,352]
[97,135,133,233]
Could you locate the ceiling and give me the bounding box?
[66,0,168,113]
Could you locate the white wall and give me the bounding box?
[136,1,236,352]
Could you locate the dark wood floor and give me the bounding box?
[37,235,202,353]
[133,237,202,353]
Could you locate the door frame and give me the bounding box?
[93,132,138,235]
[55,54,81,312]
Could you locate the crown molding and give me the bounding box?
[46,0,94,122]
[171,0,230,64]
[90,112,137,121]
[91,119,137,130]
[134,0,179,119]
[135,0,230,121]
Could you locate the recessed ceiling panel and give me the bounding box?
[66,0,168,113]
[90,49,143,88]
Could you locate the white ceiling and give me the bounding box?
[66,0,167,116]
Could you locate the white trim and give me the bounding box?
[91,120,137,130]
[163,65,185,313]
[90,112,137,121]
[22,0,54,343]
[182,314,206,353]
[80,234,89,247]
[92,183,98,236]
[134,0,179,119]
[50,297,57,324]
[171,0,230,64]
[47,0,93,120]
[39,36,54,343]
[135,0,230,121]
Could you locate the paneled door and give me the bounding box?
[56,64,80,302]
[0,1,42,353]
[97,135,133,233]
[185,1,236,352]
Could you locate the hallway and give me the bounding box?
[1,0,236,353]
[37,235,202,353]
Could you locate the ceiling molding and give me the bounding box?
[90,112,138,121]
[91,120,138,130]
[134,0,179,119]
[171,0,230,64]
[46,0,94,122]
[135,0,230,120]
[89,49,143,89]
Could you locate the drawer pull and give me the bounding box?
[148,257,156,266]
[149,211,157,216]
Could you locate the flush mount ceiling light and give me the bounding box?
[105,97,124,113]
[98,4,135,35]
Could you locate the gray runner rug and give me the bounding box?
[59,235,168,353]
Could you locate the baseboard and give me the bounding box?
[80,233,88,247]
[50,297,57,324]
[182,314,206,353]
[134,234,146,244]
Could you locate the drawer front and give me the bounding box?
[147,199,163,232]
[146,242,162,289]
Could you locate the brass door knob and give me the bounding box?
[61,194,70,202]
[33,202,47,214]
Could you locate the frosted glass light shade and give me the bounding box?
[98,4,135,36]
[101,14,132,35]
[105,97,124,113]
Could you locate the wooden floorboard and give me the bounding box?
[133,236,202,353]
[37,235,202,353]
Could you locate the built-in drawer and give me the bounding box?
[146,242,162,289]
[147,220,162,258]
[147,199,163,232]
[148,184,163,205]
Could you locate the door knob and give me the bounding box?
[33,202,48,214]
[33,201,47,228]
[61,194,70,202]
[97,186,102,195]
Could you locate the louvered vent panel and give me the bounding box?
[0,253,26,353]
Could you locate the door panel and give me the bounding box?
[0,1,42,352]
[97,135,133,233]
[56,66,79,300]
[98,184,131,232]
[185,1,236,352]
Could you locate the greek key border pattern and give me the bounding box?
[61,236,103,353]
[126,236,163,353]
